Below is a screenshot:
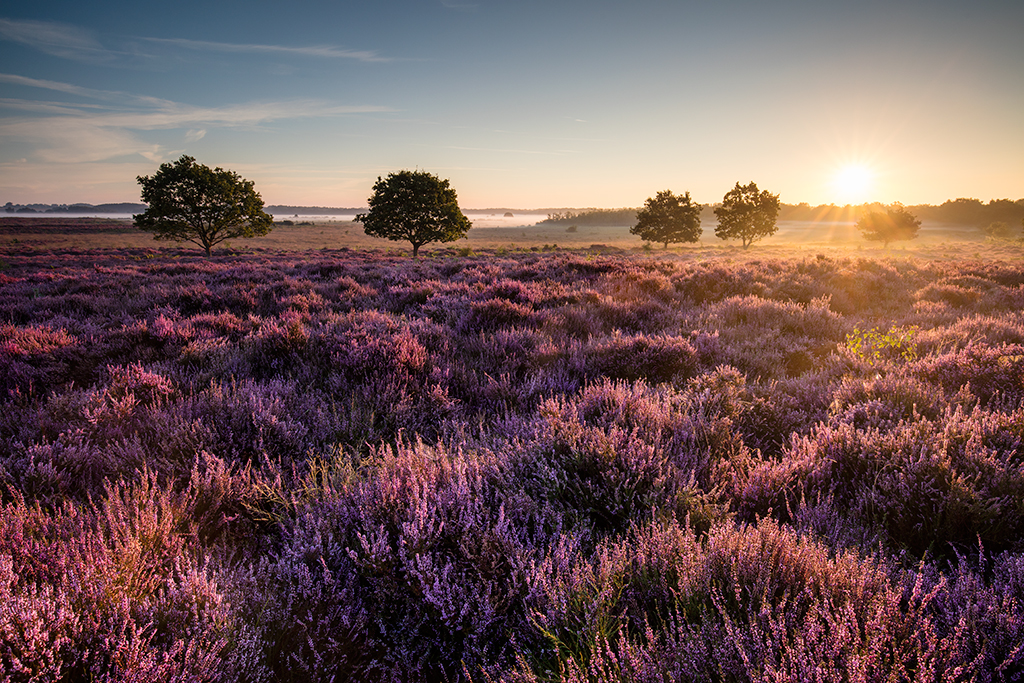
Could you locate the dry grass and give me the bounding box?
[1,216,1019,264]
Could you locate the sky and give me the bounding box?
[1,0,1022,209]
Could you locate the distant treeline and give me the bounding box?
[539,198,1024,227]
[911,198,1024,226]
[782,199,1024,226]
[1,202,366,216]
[7,197,1022,226]
[539,208,641,226]
[4,202,148,214]
[265,205,366,215]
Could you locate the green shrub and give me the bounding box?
[844,325,919,364]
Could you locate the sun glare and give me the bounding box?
[831,164,874,205]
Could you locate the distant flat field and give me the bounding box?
[0,216,1012,261]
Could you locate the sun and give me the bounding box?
[830,164,874,205]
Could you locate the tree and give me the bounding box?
[984,221,1015,240]
[856,204,921,247]
[356,170,471,258]
[714,181,780,249]
[630,190,702,249]
[134,155,273,257]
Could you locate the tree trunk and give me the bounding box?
[412,243,420,258]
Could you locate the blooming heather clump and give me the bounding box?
[578,333,698,384]
[3,246,1024,680]
[0,324,79,396]
[700,294,845,379]
[518,379,733,535]
[828,370,967,427]
[516,517,1011,682]
[0,471,234,682]
[231,440,558,680]
[911,343,1024,405]
[735,410,1024,558]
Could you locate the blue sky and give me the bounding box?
[1,0,1022,208]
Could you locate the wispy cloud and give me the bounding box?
[142,37,393,63]
[0,17,117,63]
[0,73,176,108]
[0,17,397,65]
[0,73,394,164]
[73,100,393,130]
[0,117,161,163]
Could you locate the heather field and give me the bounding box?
[5,241,1024,681]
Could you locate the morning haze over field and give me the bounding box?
[0,0,1022,210]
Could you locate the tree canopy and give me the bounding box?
[984,221,1016,240]
[714,181,780,249]
[856,204,921,246]
[134,155,273,257]
[630,190,702,248]
[357,170,471,258]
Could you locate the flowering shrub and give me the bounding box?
[699,295,845,379]
[578,333,698,383]
[520,379,733,536]
[2,246,1024,680]
[911,343,1024,405]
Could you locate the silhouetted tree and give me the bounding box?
[134,155,273,257]
[630,190,702,249]
[984,221,1015,240]
[857,204,921,247]
[357,170,471,258]
[714,181,780,249]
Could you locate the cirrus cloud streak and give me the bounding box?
[0,17,116,63]
[141,37,394,63]
[0,73,393,164]
[0,16,398,66]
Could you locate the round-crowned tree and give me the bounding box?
[714,181,780,249]
[630,190,702,249]
[857,204,921,247]
[357,170,471,258]
[134,155,273,257]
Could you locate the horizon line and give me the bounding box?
[5,198,1023,213]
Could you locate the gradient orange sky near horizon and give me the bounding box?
[1,1,1021,209]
